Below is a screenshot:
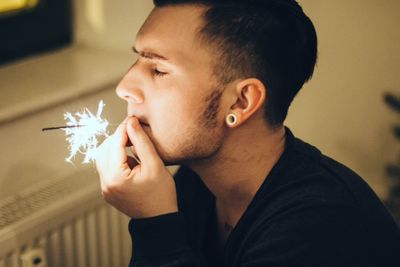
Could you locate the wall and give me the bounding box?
[286,0,400,198]
[73,0,154,51]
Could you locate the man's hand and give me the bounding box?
[95,117,178,218]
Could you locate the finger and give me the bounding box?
[114,118,129,148]
[126,117,162,169]
[95,136,112,187]
[128,147,141,164]
[94,131,113,168]
[109,120,130,167]
[95,119,133,189]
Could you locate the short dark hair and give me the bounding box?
[153,0,317,126]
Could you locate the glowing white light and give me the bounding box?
[63,100,109,163]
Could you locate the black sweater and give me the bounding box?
[129,128,400,266]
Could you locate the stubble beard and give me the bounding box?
[160,86,226,166]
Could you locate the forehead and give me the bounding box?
[135,5,208,66]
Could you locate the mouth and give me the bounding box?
[137,119,150,128]
[140,122,150,128]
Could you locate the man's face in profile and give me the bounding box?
[116,4,229,165]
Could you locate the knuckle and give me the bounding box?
[101,185,119,203]
[101,189,111,202]
[101,184,110,196]
[102,182,123,195]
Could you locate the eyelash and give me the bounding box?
[153,67,167,77]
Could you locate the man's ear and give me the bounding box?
[228,78,266,127]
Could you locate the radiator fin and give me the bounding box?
[0,170,131,267]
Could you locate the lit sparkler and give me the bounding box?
[59,100,109,163]
[42,100,142,164]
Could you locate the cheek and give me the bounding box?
[153,89,200,121]
[147,74,212,136]
[149,94,192,135]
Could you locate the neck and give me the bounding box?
[186,119,286,227]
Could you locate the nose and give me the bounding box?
[116,63,144,104]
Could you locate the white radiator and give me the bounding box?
[0,169,132,267]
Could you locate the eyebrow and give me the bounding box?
[132,46,169,61]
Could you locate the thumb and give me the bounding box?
[109,119,129,167]
[126,117,162,169]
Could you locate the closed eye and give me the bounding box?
[153,68,168,77]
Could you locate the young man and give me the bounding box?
[95,0,400,266]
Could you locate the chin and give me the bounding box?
[153,129,224,166]
[158,153,182,166]
[159,148,219,167]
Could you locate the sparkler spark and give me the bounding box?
[63,100,109,163]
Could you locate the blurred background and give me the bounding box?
[0,0,399,266]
